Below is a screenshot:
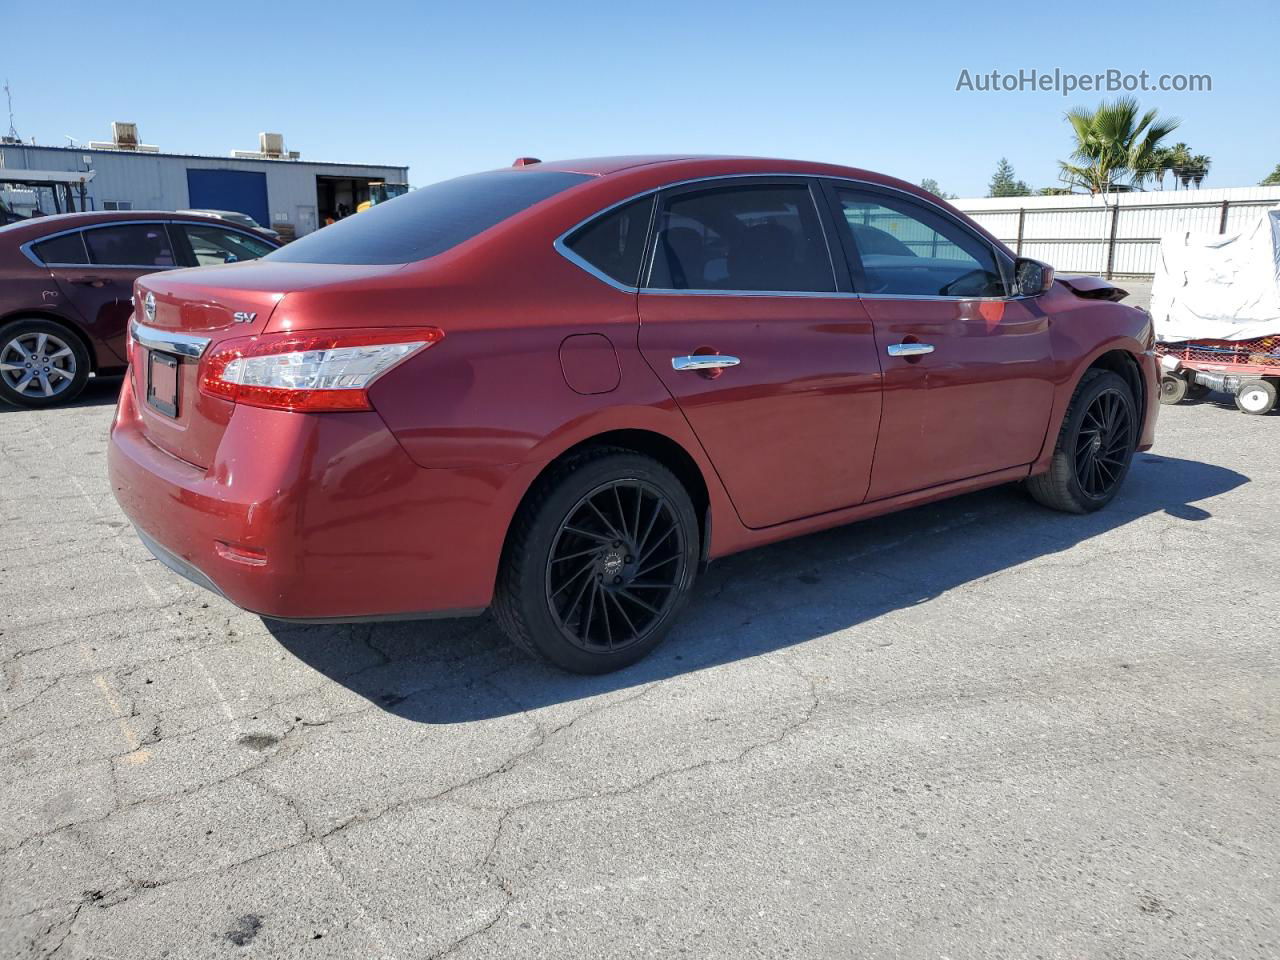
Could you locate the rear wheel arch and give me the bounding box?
[501,428,713,567]
[0,310,99,373]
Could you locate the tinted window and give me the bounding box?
[32,232,89,265]
[647,183,834,293]
[835,189,1005,297]
[182,224,275,265]
[564,196,654,287]
[84,224,177,267]
[269,169,591,265]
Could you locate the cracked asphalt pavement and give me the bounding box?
[2,367,1277,959]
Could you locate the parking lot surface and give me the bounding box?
[2,374,1277,959]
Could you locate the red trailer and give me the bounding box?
[1156,337,1280,415]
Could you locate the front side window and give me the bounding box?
[269,169,591,265]
[83,224,177,267]
[834,188,1005,297]
[647,183,835,293]
[32,231,89,265]
[181,224,275,265]
[563,195,654,287]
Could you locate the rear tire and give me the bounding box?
[493,448,700,674]
[1026,369,1138,514]
[1235,379,1277,415]
[0,318,90,409]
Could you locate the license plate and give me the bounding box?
[146,350,180,418]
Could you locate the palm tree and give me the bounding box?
[1059,97,1180,195]
[1190,154,1211,188]
[1161,142,1194,189]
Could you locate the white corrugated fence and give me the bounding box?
[952,186,1280,278]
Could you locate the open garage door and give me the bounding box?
[186,169,269,227]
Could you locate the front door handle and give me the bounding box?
[672,355,741,371]
[72,276,111,287]
[886,342,934,358]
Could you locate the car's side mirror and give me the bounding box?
[1013,257,1054,297]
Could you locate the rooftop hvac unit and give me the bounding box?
[112,121,138,148]
[87,121,159,152]
[259,132,285,157]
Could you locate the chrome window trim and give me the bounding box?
[19,219,272,270]
[129,319,210,359]
[553,172,1030,302]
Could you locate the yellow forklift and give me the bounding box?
[356,181,409,213]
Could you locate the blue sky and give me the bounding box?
[6,0,1277,196]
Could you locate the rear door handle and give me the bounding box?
[672,355,741,371]
[886,342,934,357]
[72,276,111,287]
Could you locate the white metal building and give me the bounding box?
[0,127,408,238]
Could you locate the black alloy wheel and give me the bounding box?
[1073,385,1135,499]
[1026,369,1138,514]
[546,478,687,654]
[493,448,700,673]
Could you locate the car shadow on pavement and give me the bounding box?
[265,453,1247,724]
[0,374,123,414]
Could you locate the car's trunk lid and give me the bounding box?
[131,261,405,469]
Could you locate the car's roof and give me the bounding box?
[520,155,914,194]
[0,209,236,239]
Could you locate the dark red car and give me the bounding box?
[108,156,1158,673]
[0,211,277,407]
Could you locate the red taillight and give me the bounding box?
[198,328,444,412]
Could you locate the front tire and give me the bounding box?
[493,448,700,674]
[1027,369,1138,514]
[0,318,90,408]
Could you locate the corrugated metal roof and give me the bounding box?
[4,143,408,173]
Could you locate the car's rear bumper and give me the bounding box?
[108,380,526,621]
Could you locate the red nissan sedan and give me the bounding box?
[108,156,1158,673]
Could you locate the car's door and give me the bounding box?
[825,182,1055,501]
[44,222,180,365]
[636,177,883,529]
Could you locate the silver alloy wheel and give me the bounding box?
[0,332,77,398]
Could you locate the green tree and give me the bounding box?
[988,158,1032,197]
[1188,153,1211,188]
[919,178,956,200]
[1059,97,1180,195]
[1262,164,1280,186]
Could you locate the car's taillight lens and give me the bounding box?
[198,328,444,412]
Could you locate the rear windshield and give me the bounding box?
[268,169,591,265]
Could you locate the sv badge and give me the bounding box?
[232,311,257,324]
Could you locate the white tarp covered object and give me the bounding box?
[1150,206,1280,342]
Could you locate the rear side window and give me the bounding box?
[269,169,591,265]
[646,183,835,293]
[32,232,89,265]
[181,224,275,265]
[83,225,177,267]
[563,196,654,287]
